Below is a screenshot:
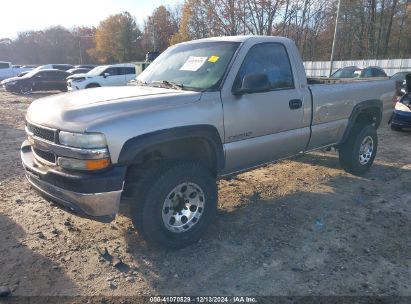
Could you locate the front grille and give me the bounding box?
[27,122,55,142]
[33,148,56,164]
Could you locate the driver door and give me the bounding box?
[31,72,47,91]
[101,67,123,86]
[221,42,311,173]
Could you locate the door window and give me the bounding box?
[54,71,69,80]
[235,43,294,92]
[124,67,136,75]
[42,71,57,80]
[0,62,10,69]
[103,68,120,76]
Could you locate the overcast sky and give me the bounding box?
[1,0,181,39]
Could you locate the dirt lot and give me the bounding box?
[0,89,410,298]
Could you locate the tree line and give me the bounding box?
[0,0,410,65]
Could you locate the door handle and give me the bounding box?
[289,99,303,110]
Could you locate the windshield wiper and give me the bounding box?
[149,80,184,90]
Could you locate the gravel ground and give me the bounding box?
[0,89,410,298]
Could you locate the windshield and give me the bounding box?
[87,66,107,76]
[138,41,240,91]
[391,72,410,80]
[332,68,362,78]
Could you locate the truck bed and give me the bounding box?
[306,78,395,150]
[307,77,389,85]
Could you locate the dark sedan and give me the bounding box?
[1,69,70,95]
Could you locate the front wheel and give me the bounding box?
[130,160,217,249]
[339,124,378,175]
[19,84,32,95]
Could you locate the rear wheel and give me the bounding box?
[339,124,378,175]
[129,160,217,249]
[19,84,32,95]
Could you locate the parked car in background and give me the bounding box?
[67,63,136,91]
[391,74,411,131]
[37,64,74,71]
[391,71,411,95]
[332,66,387,78]
[390,71,411,81]
[146,51,160,62]
[74,64,96,69]
[1,69,69,94]
[0,62,34,81]
[66,67,91,76]
[21,65,38,69]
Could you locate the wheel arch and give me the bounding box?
[338,99,382,145]
[86,83,101,88]
[118,125,225,175]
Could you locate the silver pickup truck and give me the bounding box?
[21,36,395,249]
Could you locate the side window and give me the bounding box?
[35,72,46,78]
[103,68,119,76]
[362,69,373,77]
[125,67,135,75]
[0,62,10,69]
[43,72,55,79]
[118,67,126,75]
[236,43,294,91]
[55,71,68,80]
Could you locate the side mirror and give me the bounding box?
[233,73,271,95]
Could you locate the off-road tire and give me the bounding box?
[339,124,378,175]
[130,160,217,249]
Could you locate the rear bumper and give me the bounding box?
[21,140,126,222]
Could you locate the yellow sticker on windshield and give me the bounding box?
[208,56,220,63]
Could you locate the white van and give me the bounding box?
[67,63,136,91]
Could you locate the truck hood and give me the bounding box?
[26,86,202,132]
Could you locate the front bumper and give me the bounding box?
[67,80,83,91]
[21,140,126,222]
[3,83,19,93]
[391,110,411,128]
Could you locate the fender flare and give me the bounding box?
[86,83,101,88]
[339,99,382,145]
[117,125,225,172]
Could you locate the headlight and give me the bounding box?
[72,78,86,82]
[6,81,17,86]
[59,131,107,149]
[396,101,411,112]
[58,157,110,171]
